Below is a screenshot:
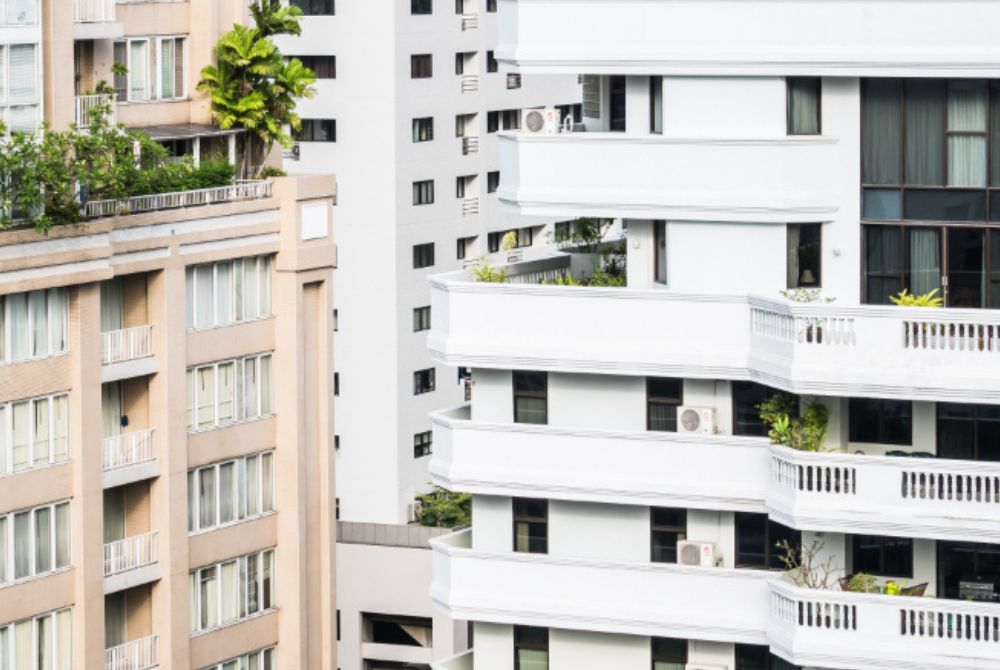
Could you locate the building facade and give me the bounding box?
[275,2,579,669]
[0,2,338,669]
[428,2,1000,669]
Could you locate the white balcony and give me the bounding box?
[432,530,1000,670]
[105,635,158,670]
[767,445,1000,544]
[101,325,153,365]
[104,532,157,577]
[103,429,154,471]
[428,266,1000,404]
[74,0,123,39]
[431,529,771,643]
[497,132,839,223]
[75,94,116,128]
[431,405,769,511]
[495,0,1000,77]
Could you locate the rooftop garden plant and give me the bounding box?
[890,288,943,307]
[415,487,471,528]
[758,393,830,452]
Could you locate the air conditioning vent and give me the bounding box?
[677,541,717,567]
[677,406,717,434]
[521,107,562,134]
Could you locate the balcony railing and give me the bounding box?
[461,197,480,216]
[75,94,116,128]
[75,0,116,21]
[460,13,478,30]
[104,532,157,576]
[84,180,273,219]
[103,429,155,471]
[101,325,153,365]
[460,75,479,93]
[461,136,480,155]
[104,635,158,670]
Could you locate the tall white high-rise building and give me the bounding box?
[276,2,580,668]
[428,2,1000,669]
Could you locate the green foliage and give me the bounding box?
[258,166,288,178]
[416,488,471,528]
[470,259,509,283]
[111,61,128,78]
[554,217,612,253]
[588,268,626,287]
[758,394,830,452]
[846,573,879,593]
[501,230,518,252]
[544,273,581,286]
[883,580,902,596]
[198,1,316,172]
[890,288,943,307]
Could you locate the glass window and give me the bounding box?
[852,534,913,578]
[862,79,902,185]
[411,54,432,79]
[735,512,800,570]
[291,0,334,14]
[863,225,904,304]
[514,626,548,670]
[513,371,547,424]
[158,37,185,99]
[190,452,275,532]
[413,431,432,458]
[654,221,667,284]
[513,498,547,554]
[848,398,912,445]
[413,306,431,332]
[937,403,1000,462]
[412,180,435,205]
[412,117,433,142]
[786,223,821,288]
[735,644,801,670]
[652,637,687,670]
[294,55,336,79]
[650,508,686,563]
[647,378,682,432]
[787,77,820,135]
[905,79,945,186]
[128,39,150,101]
[413,243,435,269]
[411,0,432,14]
[937,540,1000,601]
[732,382,789,437]
[413,368,436,395]
[295,119,336,142]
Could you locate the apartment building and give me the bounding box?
[428,2,1000,670]
[274,2,579,668]
[0,2,338,669]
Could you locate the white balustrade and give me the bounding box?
[75,94,116,127]
[84,180,272,219]
[101,325,153,365]
[104,634,158,670]
[102,429,155,471]
[104,532,157,576]
[75,0,116,21]
[461,75,479,93]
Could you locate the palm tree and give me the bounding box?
[198,3,315,175]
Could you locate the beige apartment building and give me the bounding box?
[0,2,338,669]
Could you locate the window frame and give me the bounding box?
[513,626,549,670]
[186,353,273,432]
[512,370,547,425]
[413,368,436,395]
[290,0,335,14]
[651,637,688,669]
[650,507,686,563]
[646,377,682,432]
[786,222,822,289]
[412,116,434,143]
[412,243,435,269]
[487,171,500,193]
[412,180,435,205]
[786,76,821,136]
[851,534,914,578]
[411,54,433,79]
[189,548,275,633]
[187,451,276,534]
[0,500,70,585]
[512,498,548,554]
[848,397,913,446]
[0,391,69,476]
[412,306,431,332]
[186,255,273,331]
[411,0,433,14]
[413,431,433,458]
[293,55,336,79]
[296,118,337,142]
[735,512,801,571]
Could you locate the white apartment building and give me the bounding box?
[428,2,1000,670]
[276,2,579,669]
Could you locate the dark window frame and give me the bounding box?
[851,534,914,578]
[413,368,436,395]
[512,370,547,425]
[412,180,435,205]
[412,242,435,269]
[646,377,682,432]
[293,55,336,78]
[291,0,335,15]
[937,402,1000,461]
[410,54,433,79]
[296,119,337,142]
[787,223,822,288]
[513,626,549,670]
[486,51,498,73]
[732,382,790,437]
[735,512,801,571]
[512,499,548,554]
[412,305,431,332]
[413,431,433,458]
[412,117,434,143]
[848,397,913,445]
[786,76,822,136]
[650,507,686,563]
[411,0,433,15]
[651,637,688,669]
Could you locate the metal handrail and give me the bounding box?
[84,180,272,219]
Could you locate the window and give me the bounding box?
[487,0,497,12]
[413,368,436,395]
[411,0,432,14]
[735,512,800,570]
[412,180,435,205]
[334,435,340,450]
[413,243,435,269]
[117,37,186,102]
[848,398,912,445]
[456,175,475,199]
[0,610,71,670]
[514,626,548,670]
[487,171,500,193]
[732,382,789,437]
[652,637,687,670]
[735,644,801,670]
[937,403,1000,461]
[513,499,547,553]
[413,306,431,332]
[411,54,433,79]
[487,111,499,133]
[157,37,185,99]
[456,236,476,260]
[187,452,275,533]
[291,0,334,14]
[296,119,337,142]
[647,378,682,432]
[189,549,275,633]
[654,220,668,284]
[488,227,532,253]
[609,75,627,132]
[937,540,1000,601]
[486,51,498,73]
[501,109,520,130]
[413,431,432,458]
[294,55,336,78]
[650,508,686,563]
[334,372,339,396]
[185,256,273,330]
[787,77,821,135]
[412,117,434,142]
[0,288,68,364]
[851,534,913,578]
[186,353,273,431]
[3,0,37,25]
[0,42,39,133]
[0,501,69,584]
[0,392,69,475]
[201,648,275,670]
[787,223,821,288]
[513,371,547,424]
[363,613,433,647]
[333,309,338,331]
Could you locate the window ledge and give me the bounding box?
[186,315,275,334]
[190,607,277,638]
[0,351,69,367]
[0,566,73,591]
[187,414,274,436]
[188,511,277,537]
[0,457,69,480]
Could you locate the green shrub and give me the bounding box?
[890,288,943,307]
[470,259,508,283]
[416,487,471,528]
[758,394,830,452]
[258,166,288,178]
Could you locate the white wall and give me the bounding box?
[472,495,512,552]
[549,501,648,562]
[550,629,648,670]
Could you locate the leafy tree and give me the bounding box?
[416,487,472,528]
[198,1,316,175]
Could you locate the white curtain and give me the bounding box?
[217,362,234,424]
[11,401,29,472]
[200,567,218,629]
[34,507,51,573]
[54,503,69,569]
[233,259,245,321]
[199,468,216,529]
[788,78,820,134]
[246,553,259,615]
[909,228,941,296]
[261,453,274,512]
[7,293,28,361]
[14,621,30,670]
[195,265,214,328]
[219,462,235,524]
[216,262,232,325]
[0,622,7,670]
[13,511,30,578]
[29,290,47,358]
[129,40,150,101]
[0,516,6,584]
[244,359,259,419]
[8,44,36,104]
[52,395,68,462]
[516,650,548,670]
[260,355,272,415]
[7,0,36,25]
[33,398,50,465]
[260,256,272,317]
[246,455,260,516]
[48,289,67,355]
[0,406,6,475]
[100,280,122,333]
[159,39,175,99]
[220,560,238,623]
[244,258,259,320]
[948,80,988,187]
[54,611,71,670]
[197,366,215,429]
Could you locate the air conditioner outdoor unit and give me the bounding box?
[407,501,423,523]
[677,541,717,568]
[677,406,717,434]
[521,107,562,134]
[686,664,729,670]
